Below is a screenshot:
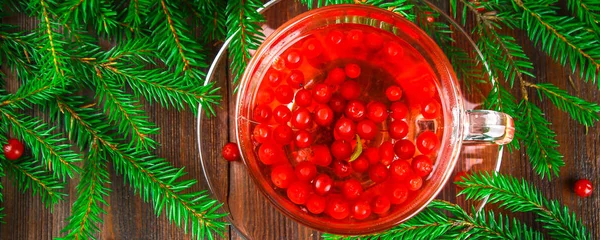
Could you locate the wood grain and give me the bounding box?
[1,1,599,239]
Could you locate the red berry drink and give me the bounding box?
[250,23,443,223]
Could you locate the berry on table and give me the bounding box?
[574,179,593,198]
[221,142,240,162]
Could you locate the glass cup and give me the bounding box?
[234,4,514,235]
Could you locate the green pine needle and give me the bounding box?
[457,172,591,240]
[60,141,110,240]
[363,0,415,20]
[567,0,600,35]
[190,0,227,42]
[1,156,67,209]
[299,0,354,9]
[529,82,600,126]
[0,108,81,179]
[57,0,120,38]
[123,0,152,37]
[519,101,565,179]
[226,0,265,84]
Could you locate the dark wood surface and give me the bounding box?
[1,1,599,239]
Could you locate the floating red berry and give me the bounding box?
[266,69,282,86]
[347,29,364,48]
[252,124,272,144]
[344,63,361,78]
[334,118,356,141]
[295,161,317,182]
[372,195,391,215]
[310,145,333,167]
[390,160,412,181]
[386,85,403,102]
[257,87,274,105]
[394,139,416,160]
[326,67,346,85]
[258,143,284,165]
[356,119,378,140]
[326,197,350,220]
[291,108,312,129]
[384,41,404,60]
[388,184,409,204]
[333,160,353,178]
[271,165,296,189]
[390,102,408,120]
[314,174,333,195]
[273,125,293,145]
[345,100,366,121]
[339,80,360,100]
[416,131,439,154]
[408,175,423,191]
[369,163,389,183]
[273,105,292,124]
[312,83,332,103]
[352,200,372,220]
[574,179,593,198]
[364,147,380,164]
[287,70,305,88]
[379,141,394,166]
[294,89,313,107]
[366,101,388,123]
[342,179,363,200]
[294,130,313,148]
[326,30,344,46]
[365,32,383,50]
[421,100,440,119]
[389,120,409,139]
[314,104,335,126]
[351,156,370,173]
[287,181,312,204]
[253,104,271,123]
[221,142,240,162]
[275,85,294,104]
[331,139,352,160]
[306,195,327,214]
[302,38,323,58]
[284,49,303,69]
[412,155,433,177]
[329,94,347,113]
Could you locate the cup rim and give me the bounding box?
[234,4,464,235]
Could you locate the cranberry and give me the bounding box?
[310,145,333,167]
[384,41,404,60]
[369,163,388,183]
[574,179,593,198]
[347,29,364,47]
[356,119,378,140]
[312,83,332,103]
[416,131,439,154]
[326,30,344,46]
[257,87,274,105]
[365,32,383,50]
[258,143,283,165]
[221,142,239,162]
[333,160,353,178]
[351,156,370,173]
[408,175,423,191]
[275,85,294,104]
[331,139,352,160]
[412,155,433,177]
[379,141,394,165]
[366,101,388,123]
[326,67,346,85]
[291,108,312,129]
[329,94,347,113]
[364,147,380,164]
[394,139,416,160]
[352,200,372,220]
[334,118,356,141]
[339,80,360,100]
[421,100,440,119]
[314,104,334,127]
[390,160,413,181]
[294,130,313,148]
[372,195,391,215]
[295,161,317,182]
[426,16,435,23]
[302,38,323,58]
[285,49,303,69]
[295,89,313,107]
[342,179,363,200]
[386,85,403,101]
[266,69,282,86]
[415,80,436,101]
[273,125,293,145]
[388,184,409,204]
[389,120,409,139]
[345,100,366,121]
[306,195,327,214]
[253,104,271,123]
[253,124,271,143]
[273,105,292,124]
[314,174,333,195]
[390,102,408,120]
[326,197,350,220]
[287,181,312,204]
[344,63,361,78]
[287,70,305,88]
[271,165,296,189]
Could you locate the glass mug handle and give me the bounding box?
[463,110,515,145]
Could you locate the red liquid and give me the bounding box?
[251,23,443,223]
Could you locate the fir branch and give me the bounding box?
[123,0,151,37]
[1,156,67,208]
[93,75,159,151]
[500,0,600,87]
[149,0,207,81]
[567,0,600,34]
[190,0,227,42]
[109,147,228,240]
[457,172,591,240]
[226,0,265,84]
[57,0,120,38]
[519,101,565,179]
[0,108,80,179]
[0,24,39,78]
[363,0,415,20]
[61,140,110,240]
[299,0,354,9]
[525,82,600,126]
[0,80,66,110]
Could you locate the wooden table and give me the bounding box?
[1,1,598,239]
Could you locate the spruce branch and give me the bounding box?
[519,101,564,179]
[57,0,120,38]
[0,108,80,179]
[525,81,600,126]
[567,0,600,35]
[0,24,39,78]
[299,0,354,9]
[500,0,600,87]
[457,172,591,240]
[93,75,159,151]
[190,0,227,42]
[363,0,415,20]
[60,140,110,240]
[123,0,152,36]
[150,0,207,81]
[0,80,66,110]
[226,0,265,84]
[1,156,67,209]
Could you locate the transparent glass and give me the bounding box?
[197,0,512,238]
